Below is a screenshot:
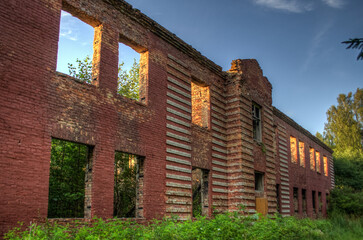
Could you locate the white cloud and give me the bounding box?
[253,0,314,13]
[60,28,78,41]
[321,0,344,8]
[61,11,71,18]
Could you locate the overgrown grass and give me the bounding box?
[4,212,363,240]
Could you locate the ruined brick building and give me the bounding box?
[0,0,334,235]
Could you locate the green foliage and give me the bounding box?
[342,38,363,60]
[48,139,89,218]
[5,213,363,240]
[68,56,93,84]
[117,59,140,100]
[114,152,137,218]
[317,88,362,155]
[68,56,140,100]
[328,152,363,217]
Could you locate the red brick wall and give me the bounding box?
[0,0,333,236]
[274,113,333,218]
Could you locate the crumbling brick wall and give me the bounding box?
[0,0,333,235]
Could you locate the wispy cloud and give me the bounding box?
[59,10,78,41]
[321,0,344,8]
[301,21,333,72]
[252,0,345,13]
[252,0,314,13]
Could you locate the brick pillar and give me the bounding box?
[226,70,256,213]
[92,24,118,93]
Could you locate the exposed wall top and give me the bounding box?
[273,107,333,153]
[103,0,226,78]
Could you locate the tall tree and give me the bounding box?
[68,56,140,100]
[318,88,363,155]
[342,38,363,60]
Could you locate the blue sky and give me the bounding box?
[57,0,362,135]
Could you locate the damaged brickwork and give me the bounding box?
[0,0,334,235]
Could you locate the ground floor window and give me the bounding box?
[48,138,92,218]
[192,168,209,217]
[114,151,144,218]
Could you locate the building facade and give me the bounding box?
[0,0,334,235]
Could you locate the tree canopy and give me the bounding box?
[317,88,362,156]
[68,56,140,100]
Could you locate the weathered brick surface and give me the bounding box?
[0,0,333,235]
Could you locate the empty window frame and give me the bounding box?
[309,147,315,171]
[191,80,210,128]
[276,184,281,213]
[252,103,262,141]
[293,187,299,214]
[312,190,316,214]
[323,156,328,176]
[48,138,93,218]
[114,151,144,218]
[117,36,147,102]
[192,168,209,217]
[302,189,307,215]
[316,151,321,173]
[290,137,298,163]
[57,7,98,83]
[255,172,264,191]
[318,192,322,214]
[299,141,305,167]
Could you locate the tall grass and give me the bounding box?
[4,212,363,240]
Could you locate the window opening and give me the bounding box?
[114,151,144,218]
[299,141,305,167]
[252,103,262,141]
[302,189,307,215]
[57,10,95,83]
[323,156,328,176]
[192,168,209,217]
[276,184,281,213]
[318,192,322,214]
[309,147,315,171]
[316,151,321,173]
[254,172,264,191]
[48,138,92,218]
[293,187,299,214]
[117,39,146,101]
[312,190,316,214]
[290,137,298,163]
[191,80,210,128]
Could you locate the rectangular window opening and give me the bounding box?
[318,192,322,214]
[252,103,262,141]
[117,38,147,103]
[192,168,209,217]
[316,151,321,173]
[114,151,144,218]
[57,9,97,84]
[290,137,298,163]
[276,184,281,213]
[48,138,93,218]
[254,172,264,192]
[312,190,316,214]
[302,189,307,215]
[293,187,299,214]
[323,156,328,176]
[310,147,315,171]
[299,141,305,167]
[191,80,210,128]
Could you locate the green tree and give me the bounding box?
[68,56,140,100]
[342,38,363,60]
[317,88,362,155]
